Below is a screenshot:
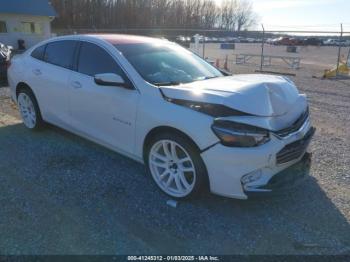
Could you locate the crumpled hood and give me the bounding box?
[160,74,303,117]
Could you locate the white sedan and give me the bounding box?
[8,34,315,199]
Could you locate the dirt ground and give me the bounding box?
[0,46,350,255]
[191,43,350,77]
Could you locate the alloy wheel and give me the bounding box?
[149,140,196,198]
[18,93,37,129]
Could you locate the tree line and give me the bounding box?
[50,0,257,31]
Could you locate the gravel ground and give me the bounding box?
[0,73,350,255]
[191,43,350,77]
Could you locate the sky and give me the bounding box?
[215,0,350,32]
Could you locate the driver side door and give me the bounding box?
[68,41,139,155]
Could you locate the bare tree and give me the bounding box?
[220,0,238,30]
[220,0,256,31]
[236,0,257,31]
[51,0,257,31]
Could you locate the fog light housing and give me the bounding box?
[241,170,262,185]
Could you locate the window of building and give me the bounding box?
[21,22,43,34]
[0,21,7,33]
[21,22,35,33]
[34,23,43,34]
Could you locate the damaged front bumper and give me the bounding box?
[201,123,315,200]
[243,152,312,198]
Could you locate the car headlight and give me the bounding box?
[211,120,270,147]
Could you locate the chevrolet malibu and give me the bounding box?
[8,35,315,199]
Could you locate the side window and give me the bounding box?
[78,42,124,77]
[31,44,46,61]
[44,40,77,69]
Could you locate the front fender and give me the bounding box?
[134,92,219,160]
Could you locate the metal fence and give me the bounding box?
[54,25,350,78]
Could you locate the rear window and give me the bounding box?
[44,40,77,69]
[31,44,46,61]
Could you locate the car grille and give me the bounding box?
[274,108,309,138]
[276,127,315,165]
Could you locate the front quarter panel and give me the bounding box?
[134,87,219,160]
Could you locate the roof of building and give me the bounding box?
[0,0,56,17]
[86,34,164,45]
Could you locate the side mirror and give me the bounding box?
[94,73,132,89]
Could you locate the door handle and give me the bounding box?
[33,69,42,76]
[71,81,82,89]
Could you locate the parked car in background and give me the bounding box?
[266,38,275,44]
[231,37,240,43]
[292,38,305,45]
[238,37,249,43]
[271,37,299,46]
[175,35,186,43]
[323,39,338,46]
[302,38,323,46]
[8,34,314,200]
[218,37,226,43]
[246,38,256,43]
[336,39,350,46]
[323,39,350,46]
[192,35,209,43]
[175,35,191,47]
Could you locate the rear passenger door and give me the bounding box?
[28,40,78,126]
[68,41,139,155]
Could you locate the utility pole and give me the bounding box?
[336,23,343,76]
[260,24,265,72]
[202,33,206,59]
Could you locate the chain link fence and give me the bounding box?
[54,25,350,78]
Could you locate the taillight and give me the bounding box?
[6,60,11,69]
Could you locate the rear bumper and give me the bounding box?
[243,152,312,198]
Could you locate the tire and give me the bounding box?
[145,132,208,199]
[17,88,44,130]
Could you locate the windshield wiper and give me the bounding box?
[203,76,220,80]
[153,81,181,86]
[154,76,222,86]
[193,76,221,82]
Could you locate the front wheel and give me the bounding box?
[145,133,208,199]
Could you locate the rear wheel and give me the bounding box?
[17,89,44,130]
[145,133,208,199]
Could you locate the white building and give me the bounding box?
[0,0,56,49]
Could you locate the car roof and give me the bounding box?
[30,34,169,53]
[83,34,165,45]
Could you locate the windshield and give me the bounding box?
[114,42,223,85]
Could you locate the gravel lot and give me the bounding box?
[0,65,350,254]
[191,43,350,77]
